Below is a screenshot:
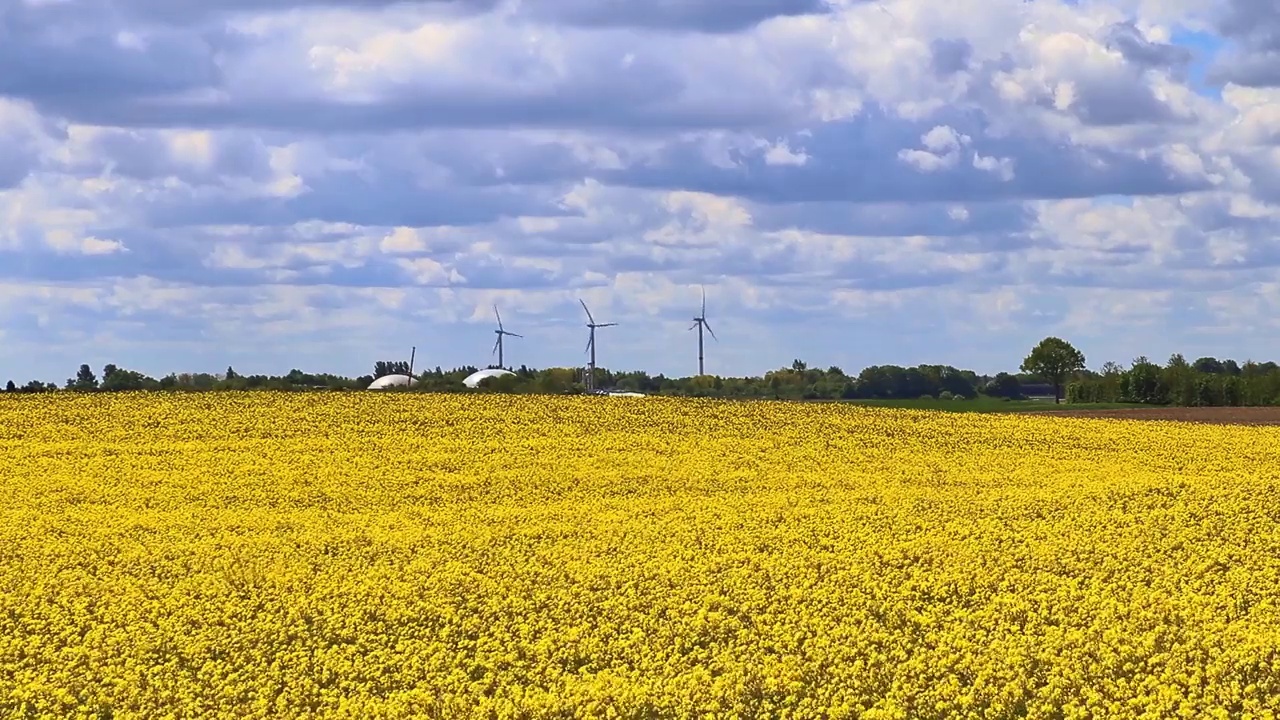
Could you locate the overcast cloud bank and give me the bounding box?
[2,0,1279,379]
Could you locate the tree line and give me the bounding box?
[1065,355,1280,407]
[8,336,1280,407]
[4,359,1052,401]
[1013,337,1280,408]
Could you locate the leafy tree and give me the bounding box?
[982,372,1023,400]
[1193,357,1224,374]
[481,373,521,393]
[101,365,156,392]
[1165,353,1196,406]
[1020,337,1086,404]
[1222,375,1241,406]
[853,366,893,398]
[4,380,13,392]
[532,367,579,394]
[937,367,976,399]
[67,364,99,392]
[1126,357,1165,404]
[1194,376,1218,407]
[373,361,411,379]
[1085,361,1125,402]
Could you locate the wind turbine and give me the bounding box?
[580,299,617,391]
[491,305,522,369]
[690,286,717,376]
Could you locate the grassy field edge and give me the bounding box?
[846,397,1144,413]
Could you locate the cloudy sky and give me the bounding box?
[2,0,1279,381]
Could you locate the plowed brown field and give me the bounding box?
[1040,406,1280,425]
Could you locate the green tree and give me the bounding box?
[1020,337,1086,404]
[67,363,99,392]
[1094,361,1125,402]
[982,372,1023,399]
[1193,357,1224,374]
[373,361,411,379]
[1165,353,1196,406]
[1127,357,1166,404]
[100,365,155,392]
[1222,375,1241,406]
[1194,376,1218,407]
[3,380,13,392]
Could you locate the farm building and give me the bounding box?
[463,369,516,388]
[367,374,417,390]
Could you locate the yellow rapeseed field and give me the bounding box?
[2,393,1280,719]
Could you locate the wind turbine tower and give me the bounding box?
[691,287,717,376]
[491,305,522,369]
[580,299,617,391]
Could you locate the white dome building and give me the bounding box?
[367,374,418,390]
[463,368,516,388]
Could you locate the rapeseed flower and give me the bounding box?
[1,393,1278,718]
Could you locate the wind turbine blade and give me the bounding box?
[701,286,706,317]
[585,335,593,355]
[507,332,523,338]
[579,299,595,325]
[600,322,618,328]
[704,321,718,341]
[494,304,503,330]
[492,337,501,356]
[689,322,699,331]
